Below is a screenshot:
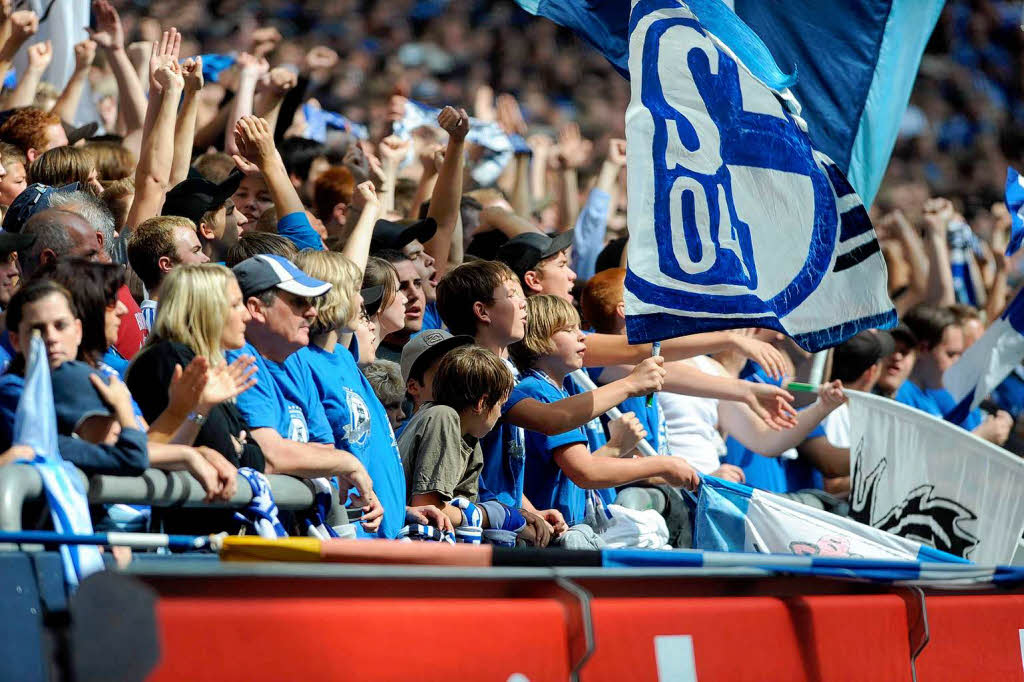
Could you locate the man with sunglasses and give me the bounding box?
[226,253,384,531]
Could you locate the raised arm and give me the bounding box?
[231,115,303,217]
[0,11,38,107]
[477,205,541,239]
[555,123,588,231]
[6,39,50,109]
[582,330,788,378]
[921,198,956,307]
[377,134,410,216]
[88,0,147,134]
[123,30,183,233]
[51,40,96,123]
[224,52,267,156]
[718,381,846,456]
[253,66,297,137]
[505,358,664,435]
[169,56,203,187]
[573,138,624,281]
[425,106,469,279]
[342,181,380,273]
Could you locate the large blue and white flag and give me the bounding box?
[1004,167,1024,256]
[944,290,1024,426]
[693,475,966,563]
[848,390,1024,565]
[14,335,103,586]
[514,0,943,206]
[393,98,515,187]
[621,1,894,351]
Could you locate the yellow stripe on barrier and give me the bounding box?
[219,536,323,562]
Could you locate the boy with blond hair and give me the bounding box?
[510,295,700,526]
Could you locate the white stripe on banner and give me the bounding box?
[1019,629,1024,672]
[655,635,698,682]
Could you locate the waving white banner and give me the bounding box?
[848,390,1024,564]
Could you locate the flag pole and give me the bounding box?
[569,369,659,457]
[0,529,215,550]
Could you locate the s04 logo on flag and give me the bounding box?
[623,0,895,352]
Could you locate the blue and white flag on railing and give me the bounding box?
[393,98,514,186]
[692,475,967,563]
[15,335,104,586]
[944,290,1024,426]
[618,0,894,351]
[1004,167,1024,256]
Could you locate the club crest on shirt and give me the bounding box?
[287,404,309,443]
[343,387,371,447]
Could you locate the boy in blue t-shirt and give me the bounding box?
[226,253,384,531]
[435,260,667,538]
[508,295,699,525]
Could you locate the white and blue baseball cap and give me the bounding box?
[232,254,332,299]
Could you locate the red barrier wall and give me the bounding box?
[142,574,1024,682]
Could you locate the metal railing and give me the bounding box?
[0,465,351,533]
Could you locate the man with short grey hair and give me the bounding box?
[19,208,99,278]
[46,189,119,262]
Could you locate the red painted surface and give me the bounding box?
[916,594,1024,682]
[143,575,1024,682]
[583,594,913,682]
[149,596,571,682]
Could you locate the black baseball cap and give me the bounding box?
[62,121,99,145]
[400,329,474,384]
[2,182,80,233]
[0,230,35,254]
[496,229,574,279]
[370,217,437,254]
[163,170,243,225]
[465,229,508,261]
[361,284,385,318]
[831,330,896,383]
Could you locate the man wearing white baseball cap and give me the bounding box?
[226,253,383,530]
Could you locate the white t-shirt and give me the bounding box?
[823,402,850,448]
[658,355,727,474]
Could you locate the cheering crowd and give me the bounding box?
[0,0,1016,549]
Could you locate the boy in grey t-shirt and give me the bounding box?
[397,345,513,529]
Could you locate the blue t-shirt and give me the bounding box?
[227,343,333,444]
[478,359,526,507]
[618,394,668,455]
[894,380,943,417]
[303,344,406,539]
[895,380,981,430]
[420,301,444,333]
[101,346,129,377]
[512,370,589,525]
[563,373,615,506]
[929,386,983,431]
